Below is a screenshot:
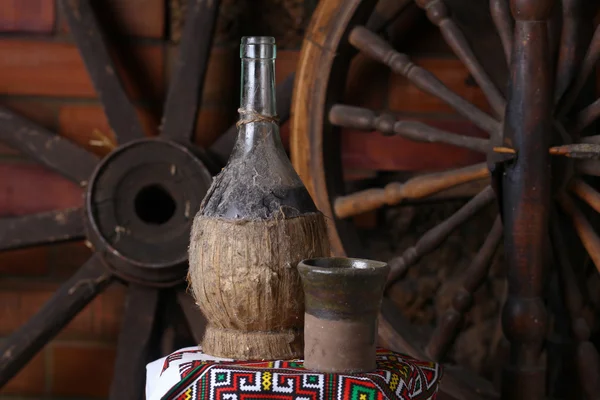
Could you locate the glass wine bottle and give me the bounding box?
[188,36,330,360]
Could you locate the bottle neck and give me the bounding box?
[233,37,279,157]
[240,57,276,116]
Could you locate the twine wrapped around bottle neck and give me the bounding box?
[236,108,280,128]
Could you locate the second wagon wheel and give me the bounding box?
[0,0,296,398]
[292,0,600,398]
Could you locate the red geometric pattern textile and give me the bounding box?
[159,348,442,400]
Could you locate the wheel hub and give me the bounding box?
[84,138,213,285]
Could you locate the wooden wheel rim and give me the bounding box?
[291,0,376,258]
[292,0,600,399]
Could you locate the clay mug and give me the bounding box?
[297,257,389,373]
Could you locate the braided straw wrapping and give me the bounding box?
[188,212,330,360]
[236,108,280,128]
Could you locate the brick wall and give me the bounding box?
[0,1,245,398]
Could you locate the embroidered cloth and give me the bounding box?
[146,347,442,400]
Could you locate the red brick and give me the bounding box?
[58,104,159,156]
[0,164,83,217]
[15,243,98,341]
[0,282,58,335]
[343,169,377,181]
[194,107,235,148]
[0,346,46,396]
[49,241,92,278]
[0,0,55,33]
[51,342,116,397]
[388,57,490,114]
[275,50,299,84]
[0,99,59,157]
[0,246,49,276]
[58,0,164,38]
[167,45,237,107]
[105,0,164,38]
[341,118,485,171]
[0,281,99,339]
[0,40,164,99]
[0,279,121,341]
[58,301,96,341]
[0,98,58,130]
[57,283,125,341]
[59,0,165,39]
[0,40,95,97]
[92,284,126,340]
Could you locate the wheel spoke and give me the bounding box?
[570,178,600,214]
[425,216,502,361]
[558,24,600,116]
[417,178,490,201]
[209,73,295,164]
[348,26,500,137]
[0,208,85,251]
[329,104,489,152]
[334,163,489,219]
[0,254,112,386]
[61,0,146,145]
[549,142,600,159]
[177,290,207,344]
[554,0,587,103]
[550,220,600,398]
[109,285,159,400]
[386,186,495,285]
[571,97,600,135]
[0,106,99,185]
[416,0,505,117]
[490,0,513,65]
[161,0,221,142]
[558,194,600,275]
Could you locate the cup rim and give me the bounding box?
[297,257,389,275]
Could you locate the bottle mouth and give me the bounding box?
[241,36,276,59]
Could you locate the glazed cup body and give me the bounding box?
[297,257,389,373]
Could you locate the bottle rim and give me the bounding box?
[241,36,275,45]
[240,36,276,59]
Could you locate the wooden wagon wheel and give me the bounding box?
[292,0,600,398]
[0,0,296,398]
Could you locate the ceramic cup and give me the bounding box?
[297,257,389,373]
